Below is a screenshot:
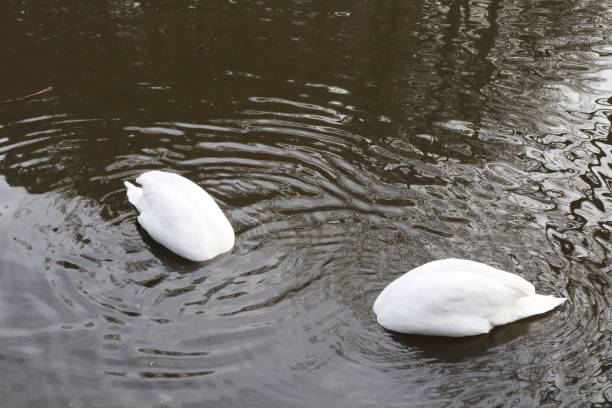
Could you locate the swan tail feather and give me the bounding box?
[516,294,567,315]
[124,181,143,212]
[491,294,566,326]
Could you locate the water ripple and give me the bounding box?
[0,0,611,406]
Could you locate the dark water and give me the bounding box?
[0,0,611,406]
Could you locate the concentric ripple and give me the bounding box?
[0,0,611,406]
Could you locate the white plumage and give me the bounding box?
[124,170,234,262]
[373,259,566,337]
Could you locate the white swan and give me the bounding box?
[373,259,566,337]
[124,170,234,262]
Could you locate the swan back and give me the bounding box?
[373,259,566,337]
[127,171,234,261]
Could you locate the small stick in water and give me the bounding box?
[1,86,53,105]
[196,28,215,52]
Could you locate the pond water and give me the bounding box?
[0,0,611,406]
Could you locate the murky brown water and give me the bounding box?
[0,0,611,406]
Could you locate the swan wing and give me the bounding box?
[407,258,536,297]
[138,177,207,260]
[137,171,219,211]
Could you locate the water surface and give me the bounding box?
[0,0,611,406]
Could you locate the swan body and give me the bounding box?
[373,259,566,337]
[124,170,234,261]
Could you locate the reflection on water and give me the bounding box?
[0,0,611,406]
